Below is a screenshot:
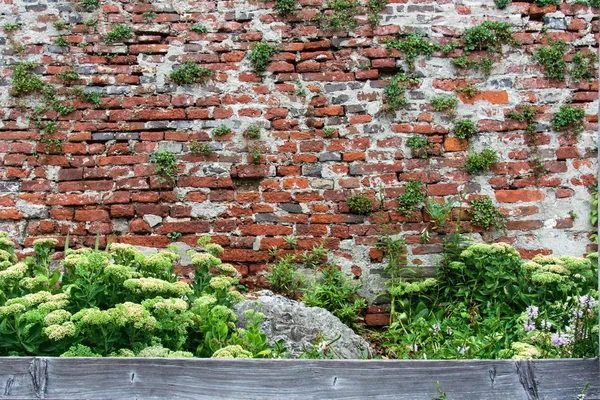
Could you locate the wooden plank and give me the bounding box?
[0,358,597,399]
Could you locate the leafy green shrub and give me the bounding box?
[571,51,596,83]
[367,0,387,26]
[317,0,360,31]
[169,60,214,85]
[56,68,79,84]
[398,179,425,216]
[249,42,280,73]
[346,194,374,215]
[462,21,519,53]
[507,104,539,136]
[383,73,419,111]
[265,254,304,297]
[302,265,366,326]
[151,150,178,184]
[301,244,328,269]
[190,23,208,33]
[469,196,506,230]
[190,141,212,155]
[464,148,498,174]
[453,119,477,141]
[425,199,454,229]
[551,104,585,136]
[534,40,567,81]
[274,0,297,16]
[244,125,261,139]
[385,33,437,72]
[430,96,458,115]
[406,135,429,158]
[452,55,494,77]
[105,24,132,44]
[10,63,44,97]
[455,82,479,99]
[212,124,232,136]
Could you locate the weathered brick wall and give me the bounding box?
[0,0,598,314]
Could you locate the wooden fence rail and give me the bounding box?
[0,357,597,399]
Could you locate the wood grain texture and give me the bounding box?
[0,358,597,399]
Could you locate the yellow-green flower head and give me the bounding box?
[532,254,563,266]
[531,271,564,284]
[45,322,76,341]
[0,235,16,252]
[60,344,100,358]
[542,264,570,275]
[5,290,53,308]
[559,256,591,272]
[104,264,141,282]
[0,260,11,271]
[123,277,192,297]
[192,294,217,311]
[110,243,145,265]
[33,238,59,249]
[211,345,253,359]
[204,243,224,257]
[511,342,541,359]
[44,309,72,325]
[0,249,15,263]
[19,276,48,290]
[72,308,113,327]
[149,298,189,313]
[191,253,221,269]
[216,263,239,277]
[62,254,84,271]
[210,305,237,322]
[209,276,234,291]
[65,247,93,256]
[448,261,466,271]
[136,346,194,358]
[0,262,28,286]
[0,303,27,318]
[140,252,179,275]
[522,261,542,272]
[228,291,246,304]
[113,302,157,330]
[109,349,136,357]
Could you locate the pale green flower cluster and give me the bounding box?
[525,254,593,286]
[19,276,47,290]
[0,303,27,318]
[145,297,188,313]
[192,294,217,311]
[210,305,237,323]
[113,302,157,330]
[461,242,520,261]
[45,322,77,341]
[44,309,72,325]
[109,349,135,357]
[104,264,142,283]
[136,346,193,358]
[60,344,100,357]
[139,252,179,276]
[0,249,16,264]
[204,243,224,257]
[211,345,253,359]
[191,252,221,269]
[33,238,58,252]
[209,276,235,291]
[0,232,16,255]
[5,291,65,308]
[215,263,239,277]
[109,243,145,266]
[510,342,541,359]
[123,277,192,297]
[389,278,438,296]
[0,262,28,286]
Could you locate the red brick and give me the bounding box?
[495,190,545,203]
[74,209,110,222]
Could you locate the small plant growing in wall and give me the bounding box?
[322,127,335,138]
[452,55,495,77]
[494,0,510,9]
[249,42,280,73]
[464,148,498,174]
[425,199,454,230]
[3,22,21,32]
[571,50,597,83]
[398,179,426,216]
[169,60,214,85]
[346,193,374,215]
[534,39,567,81]
[190,23,208,33]
[508,104,539,138]
[190,141,212,155]
[551,104,585,136]
[53,20,70,30]
[367,0,388,26]
[105,24,133,44]
[81,0,100,11]
[56,68,79,84]
[406,135,429,159]
[383,73,419,111]
[251,150,262,164]
[10,62,44,97]
[54,36,69,47]
[430,96,458,116]
[468,196,507,231]
[244,125,261,140]
[317,0,361,31]
[274,0,297,16]
[266,254,304,298]
[142,10,157,22]
[385,32,437,72]
[462,21,519,53]
[453,118,478,141]
[212,124,232,137]
[151,150,179,184]
[455,82,480,99]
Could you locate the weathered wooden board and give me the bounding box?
[0,358,597,399]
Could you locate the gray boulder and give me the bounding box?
[235,290,372,359]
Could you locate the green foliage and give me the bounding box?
[265,255,304,297]
[406,135,429,159]
[150,150,178,184]
[551,104,585,136]
[452,55,494,77]
[274,0,297,16]
[464,148,498,174]
[81,91,102,107]
[189,23,208,34]
[248,42,280,73]
[508,104,539,137]
[534,40,567,81]
[54,36,69,47]
[10,63,44,97]
[367,0,388,26]
[462,21,519,53]
[534,0,560,5]
[301,244,328,269]
[81,0,100,11]
[430,96,458,115]
[251,150,262,164]
[385,33,436,72]
[425,199,454,230]
[244,125,261,139]
[166,232,182,242]
[169,60,214,85]
[590,184,598,244]
[383,73,419,111]
[318,0,360,31]
[453,118,478,141]
[284,234,298,249]
[190,141,212,155]
[53,20,69,30]
[469,196,506,231]
[571,50,596,83]
[346,194,374,215]
[3,22,21,32]
[105,24,132,44]
[494,0,510,8]
[56,68,79,84]
[322,127,335,138]
[455,82,479,99]
[212,124,232,136]
[142,10,157,22]
[398,179,425,216]
[302,265,366,326]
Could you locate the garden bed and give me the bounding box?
[0,357,598,399]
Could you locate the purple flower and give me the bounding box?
[540,320,552,331]
[524,320,536,332]
[551,332,571,347]
[578,295,595,310]
[526,305,539,319]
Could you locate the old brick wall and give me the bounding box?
[0,0,598,313]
